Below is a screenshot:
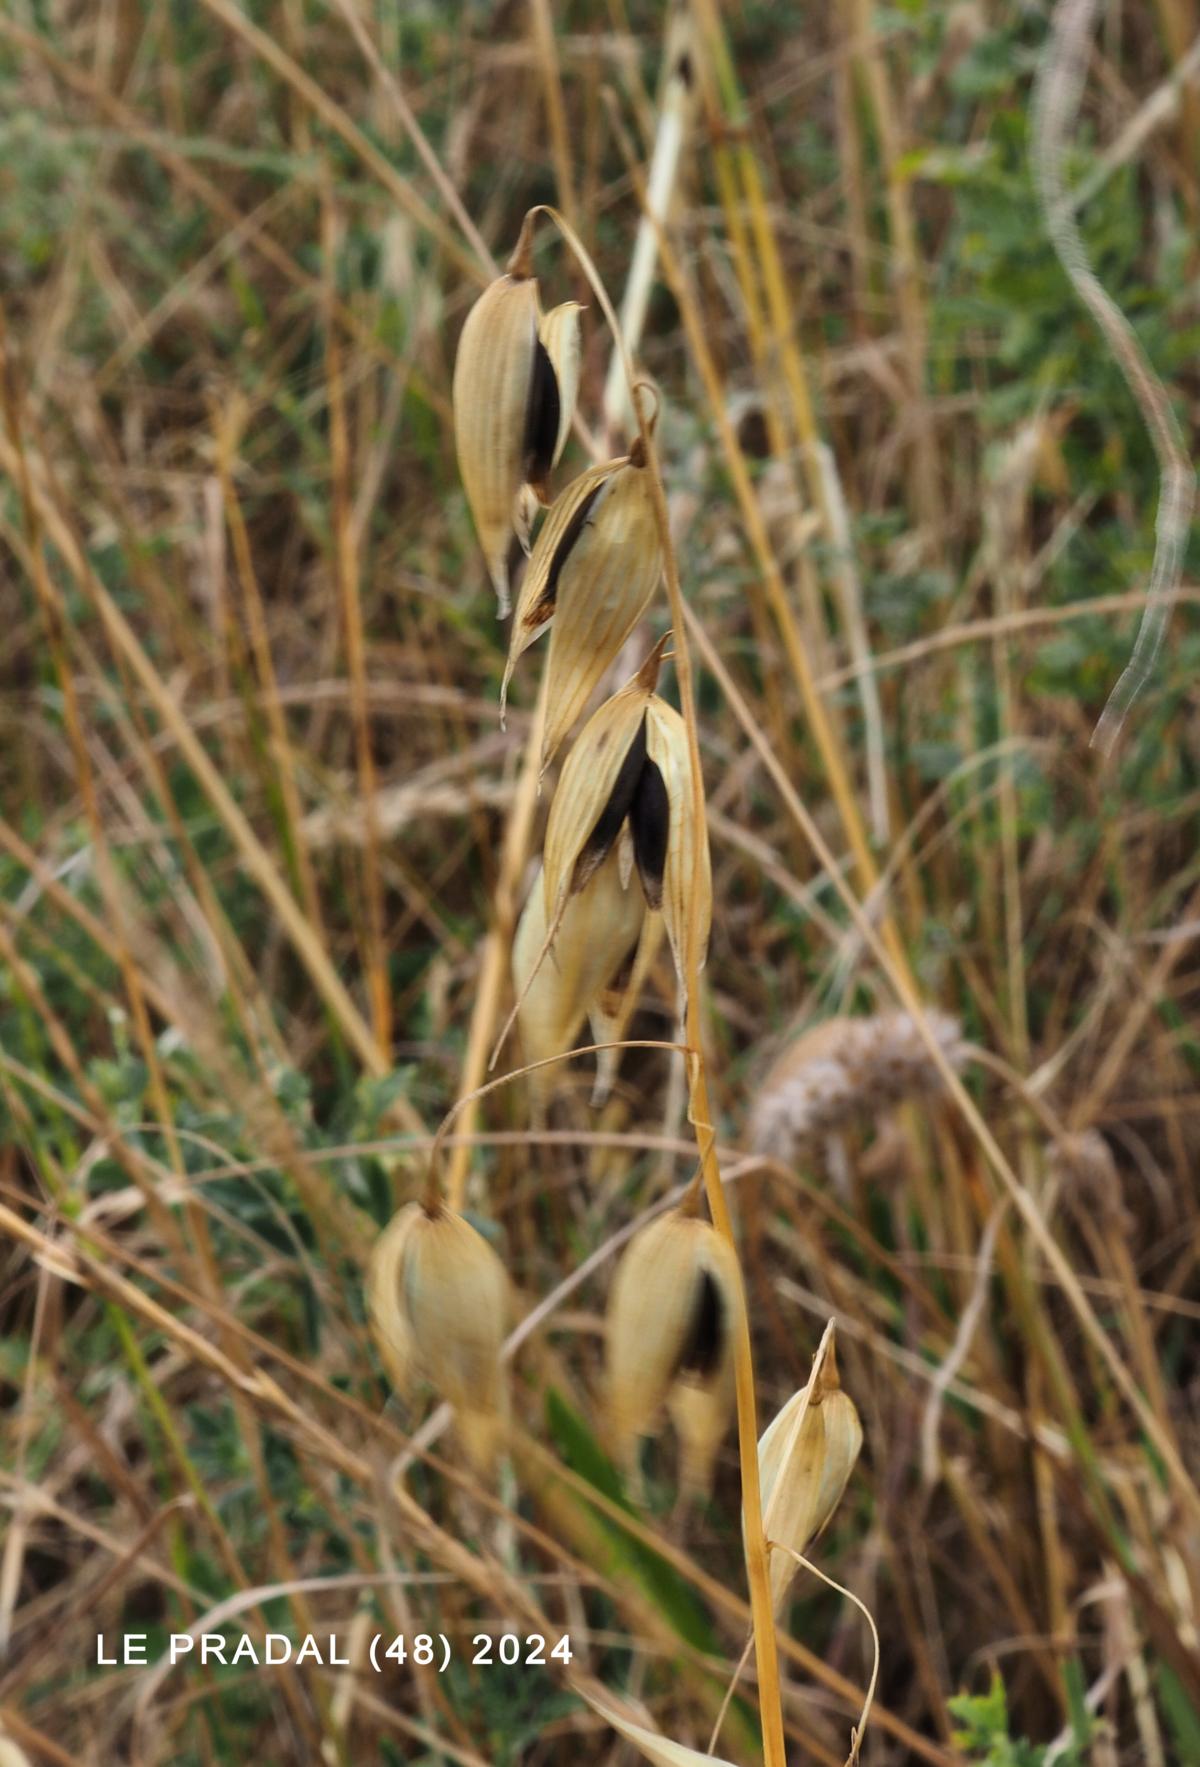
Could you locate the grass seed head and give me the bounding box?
[749,1009,965,1163]
[366,1201,511,1467]
[501,443,662,764]
[512,848,644,1093]
[542,657,660,911]
[755,1321,863,1613]
[605,1210,743,1494]
[452,216,580,615]
[643,697,711,985]
[542,663,710,991]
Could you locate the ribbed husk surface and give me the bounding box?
[453,271,540,615]
[754,1321,863,1612]
[367,1201,510,1466]
[537,299,582,467]
[512,846,644,1095]
[644,696,712,982]
[502,453,662,766]
[452,223,580,616]
[542,677,655,914]
[606,1210,743,1492]
[540,676,711,990]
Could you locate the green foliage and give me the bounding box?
[949,1673,1094,1765]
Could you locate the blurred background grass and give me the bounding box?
[1,0,1198,1762]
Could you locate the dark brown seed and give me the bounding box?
[523,337,561,493]
[571,715,647,895]
[678,1269,724,1379]
[629,756,669,909]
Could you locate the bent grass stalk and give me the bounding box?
[526,205,789,1767]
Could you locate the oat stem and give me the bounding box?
[444,674,549,1214]
[529,203,789,1767]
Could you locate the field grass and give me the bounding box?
[1,0,1199,1762]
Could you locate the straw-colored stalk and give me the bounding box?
[520,205,791,1767]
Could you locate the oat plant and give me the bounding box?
[366,208,872,1764]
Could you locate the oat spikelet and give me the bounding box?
[748,1009,965,1163]
[452,214,581,614]
[501,437,662,765]
[754,1320,863,1614]
[512,847,644,1100]
[606,1209,742,1497]
[367,1201,510,1467]
[541,645,711,991]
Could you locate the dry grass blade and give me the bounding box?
[768,1542,880,1767]
[579,1682,740,1766]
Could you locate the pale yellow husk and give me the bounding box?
[541,457,662,765]
[605,1211,742,1489]
[666,1360,737,1501]
[541,679,654,916]
[644,698,712,981]
[501,451,662,764]
[513,847,644,1099]
[538,300,583,466]
[756,1320,863,1613]
[367,1201,511,1466]
[452,219,581,617]
[589,909,665,1107]
[452,271,540,616]
[580,1684,738,1767]
[502,459,623,709]
[365,1202,422,1394]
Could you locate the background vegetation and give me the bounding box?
[1,0,1198,1761]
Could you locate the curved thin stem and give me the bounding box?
[770,1541,880,1766]
[1032,0,1195,753]
[426,1038,691,1212]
